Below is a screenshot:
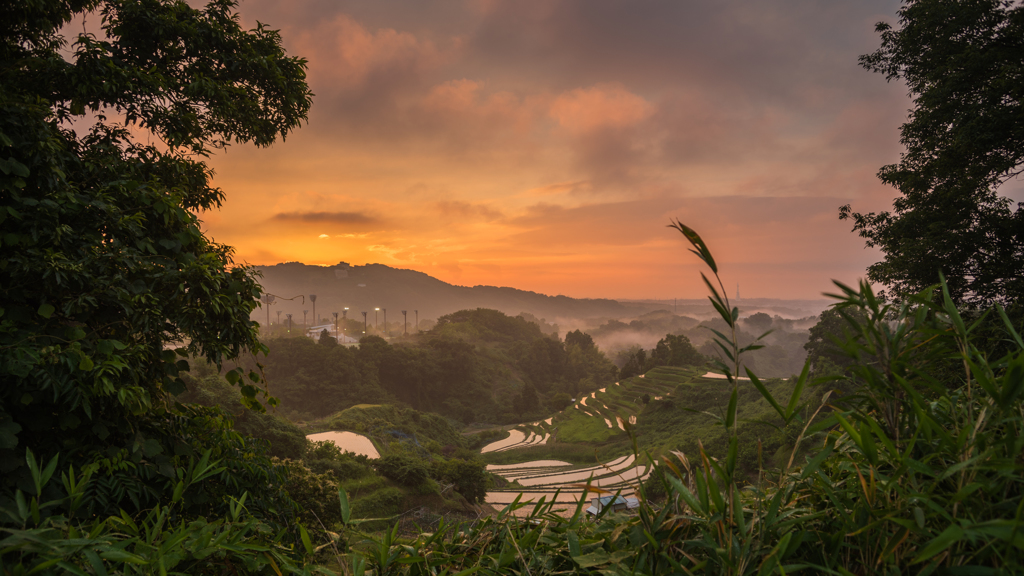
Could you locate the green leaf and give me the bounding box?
[913,525,964,564]
[339,487,351,525]
[573,548,611,568]
[299,524,314,555]
[747,369,785,420]
[669,220,717,273]
[786,360,810,420]
[724,388,738,428]
[37,303,55,318]
[567,531,581,557]
[834,413,861,446]
[98,550,147,565]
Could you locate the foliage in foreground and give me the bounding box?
[0,0,316,572]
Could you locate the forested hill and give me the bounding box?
[242,308,618,425]
[252,262,657,326]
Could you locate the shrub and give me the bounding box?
[373,454,430,487]
[431,458,488,504]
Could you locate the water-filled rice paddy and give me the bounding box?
[481,429,527,453]
[306,431,380,458]
[486,460,572,471]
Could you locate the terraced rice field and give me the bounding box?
[483,366,702,515]
[306,431,380,459]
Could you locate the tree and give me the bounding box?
[803,307,864,375]
[743,312,773,334]
[618,346,647,379]
[842,0,1024,307]
[513,382,540,416]
[0,0,311,522]
[318,328,337,346]
[648,333,706,369]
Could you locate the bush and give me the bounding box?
[373,454,430,487]
[276,459,342,536]
[431,459,488,504]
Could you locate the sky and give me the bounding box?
[198,0,912,300]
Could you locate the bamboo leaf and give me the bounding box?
[670,220,717,273]
[786,361,810,420]
[725,388,738,429]
[747,369,786,420]
[299,524,314,555]
[339,487,351,525]
[913,525,964,564]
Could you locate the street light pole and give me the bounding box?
[333,312,339,340]
[383,308,387,337]
[343,308,349,339]
[361,311,367,334]
[310,294,317,324]
[303,310,308,335]
[402,310,407,335]
[374,308,379,332]
[286,313,292,333]
[262,294,275,331]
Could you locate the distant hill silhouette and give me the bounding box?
[250,262,832,334]
[249,262,654,330]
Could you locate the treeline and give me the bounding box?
[246,308,617,424]
[600,311,814,378]
[617,333,708,378]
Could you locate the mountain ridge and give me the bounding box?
[249,261,830,331]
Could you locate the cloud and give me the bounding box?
[292,14,446,92]
[549,83,654,133]
[204,0,908,299]
[434,200,504,221]
[272,211,377,224]
[522,180,592,197]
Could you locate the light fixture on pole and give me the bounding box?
[402,310,407,335]
[361,311,367,333]
[262,294,275,331]
[310,294,317,324]
[374,307,379,332]
[286,313,292,333]
[343,308,349,337]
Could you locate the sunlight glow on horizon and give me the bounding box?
[202,0,905,300]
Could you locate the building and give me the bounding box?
[586,495,640,516]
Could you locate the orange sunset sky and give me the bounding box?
[199,0,915,300]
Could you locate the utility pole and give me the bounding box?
[262,294,275,331]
